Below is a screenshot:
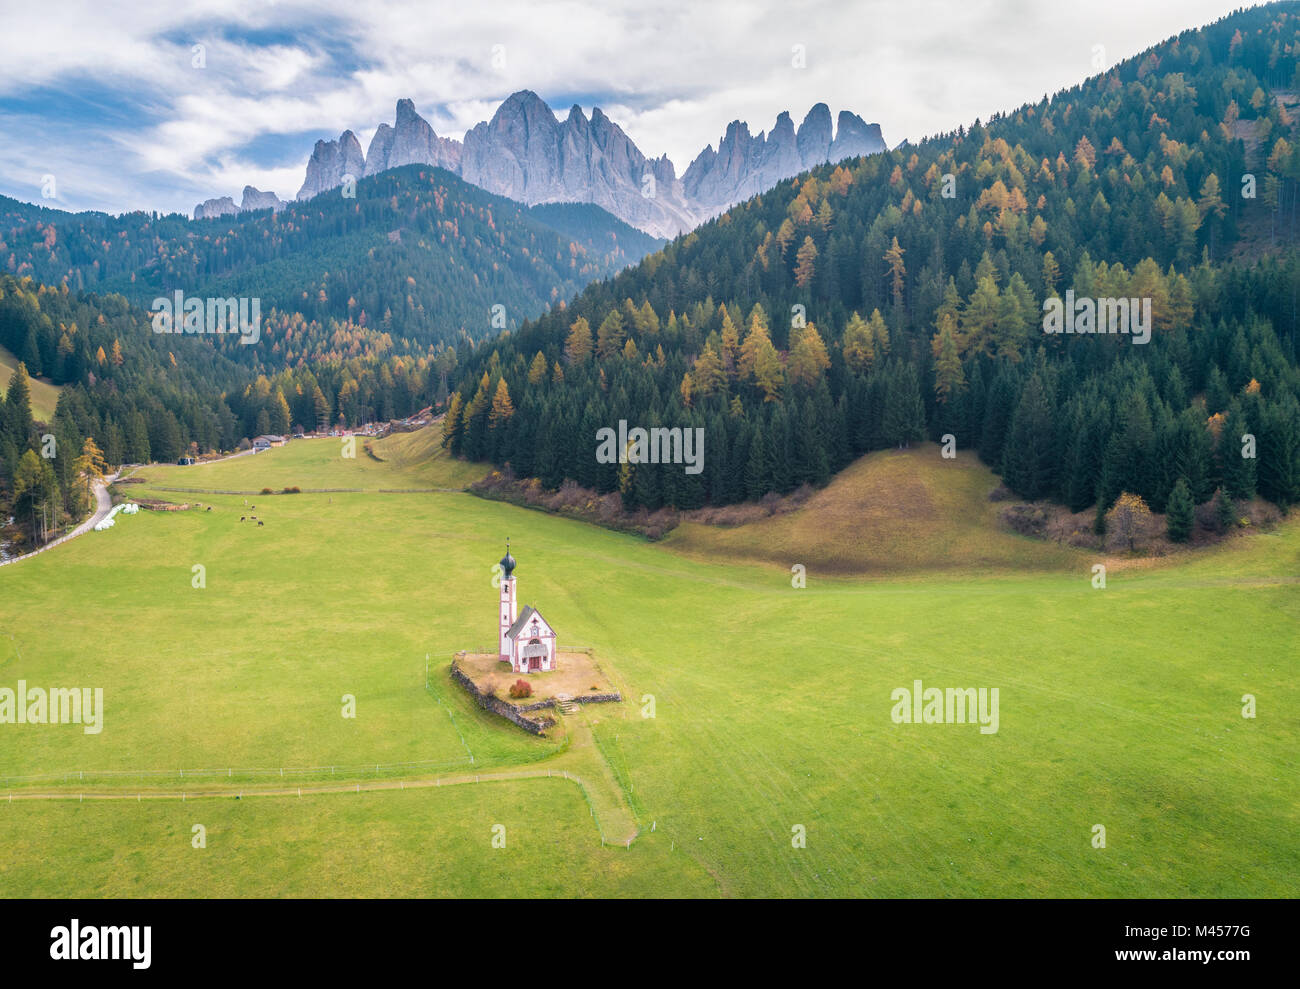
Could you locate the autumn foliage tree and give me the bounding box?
[1106,492,1152,551]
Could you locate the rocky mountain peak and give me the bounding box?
[202,92,883,239]
[796,103,834,169]
[240,186,285,213]
[830,110,885,162]
[296,130,365,200]
[193,196,239,221]
[366,99,461,177]
[682,103,885,220]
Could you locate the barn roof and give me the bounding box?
[506,605,550,640]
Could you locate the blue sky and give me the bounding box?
[0,0,1250,216]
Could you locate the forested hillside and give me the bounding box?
[0,165,662,363]
[0,164,664,549]
[445,4,1300,518]
[0,272,455,550]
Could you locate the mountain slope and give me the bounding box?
[0,165,663,358]
[443,4,1300,522]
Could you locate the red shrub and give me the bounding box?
[508,678,533,699]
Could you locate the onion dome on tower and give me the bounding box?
[500,540,516,579]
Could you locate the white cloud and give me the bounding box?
[0,0,1249,214]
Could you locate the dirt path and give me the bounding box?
[3,763,638,844]
[3,711,643,846]
[0,766,573,802]
[544,706,640,845]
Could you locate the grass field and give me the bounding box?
[666,445,1084,574]
[1,431,1297,897]
[0,343,61,422]
[145,428,484,492]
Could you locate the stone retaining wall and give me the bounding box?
[449,658,556,736]
[448,655,622,733]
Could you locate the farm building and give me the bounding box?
[497,543,557,674]
[252,435,286,451]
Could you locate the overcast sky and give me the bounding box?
[0,0,1256,216]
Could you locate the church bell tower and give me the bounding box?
[498,540,517,662]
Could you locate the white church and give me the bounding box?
[497,542,558,674]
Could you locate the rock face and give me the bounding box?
[193,187,285,220]
[830,111,885,163]
[365,98,461,176]
[796,103,834,169]
[198,93,885,236]
[240,186,285,212]
[682,104,886,220]
[193,196,239,220]
[295,130,365,200]
[460,93,698,239]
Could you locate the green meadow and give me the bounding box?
[0,433,1297,897]
[0,344,61,422]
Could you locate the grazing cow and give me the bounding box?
[240,517,245,522]
[258,520,264,527]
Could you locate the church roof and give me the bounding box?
[506,605,549,640]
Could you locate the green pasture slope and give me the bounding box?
[0,433,1297,897]
[0,343,60,422]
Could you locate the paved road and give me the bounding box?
[0,473,118,569]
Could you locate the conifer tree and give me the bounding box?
[489,378,514,424]
[1001,374,1055,499]
[767,405,794,493]
[527,351,548,384]
[883,237,906,309]
[1220,407,1257,500]
[4,362,33,444]
[1166,477,1194,542]
[692,343,726,398]
[841,312,875,373]
[932,316,965,404]
[1214,486,1235,532]
[719,309,740,379]
[595,310,626,360]
[744,423,769,500]
[794,237,818,288]
[882,362,926,449]
[565,317,593,365]
[442,393,464,451]
[788,322,830,388]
